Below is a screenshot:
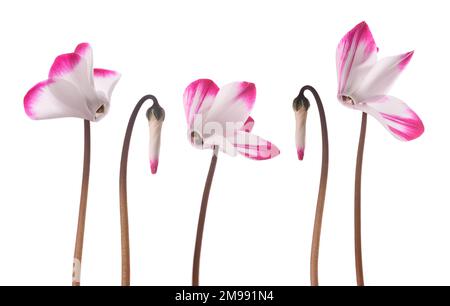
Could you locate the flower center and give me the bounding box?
[96,105,105,115]
[342,96,355,106]
[190,131,204,147]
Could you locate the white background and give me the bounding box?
[0,0,448,286]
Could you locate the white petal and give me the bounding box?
[356,95,424,141]
[74,43,94,84]
[94,68,121,101]
[204,82,256,135]
[24,79,94,120]
[354,52,414,101]
[75,43,93,68]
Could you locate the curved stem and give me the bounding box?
[355,112,367,286]
[72,120,91,286]
[192,146,219,286]
[119,95,159,286]
[298,85,329,286]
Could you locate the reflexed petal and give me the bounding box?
[337,21,378,100]
[74,43,93,73]
[229,131,280,160]
[183,79,219,126]
[24,79,92,120]
[356,95,424,141]
[49,52,96,101]
[205,82,256,133]
[94,68,121,101]
[353,51,414,101]
[241,116,255,132]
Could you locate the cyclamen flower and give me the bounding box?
[337,21,424,140]
[336,22,424,286]
[24,42,120,286]
[184,79,280,160]
[24,43,120,121]
[184,79,279,286]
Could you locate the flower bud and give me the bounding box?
[293,96,309,160]
[146,103,165,174]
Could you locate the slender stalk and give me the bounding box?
[192,146,219,286]
[72,120,91,286]
[119,95,159,286]
[355,112,367,286]
[297,85,329,286]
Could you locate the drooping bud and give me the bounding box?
[293,95,310,160]
[146,102,165,174]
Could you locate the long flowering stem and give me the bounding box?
[192,146,219,286]
[72,119,91,286]
[354,112,367,286]
[297,85,329,286]
[119,95,159,286]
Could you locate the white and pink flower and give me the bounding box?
[24,43,120,122]
[336,21,424,141]
[183,79,280,160]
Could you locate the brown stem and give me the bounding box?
[72,120,91,286]
[355,112,367,286]
[297,85,329,286]
[192,146,219,286]
[119,95,159,286]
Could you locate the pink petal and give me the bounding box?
[48,52,96,100]
[49,53,82,79]
[183,79,219,126]
[229,131,280,160]
[23,78,91,120]
[337,21,378,100]
[353,51,414,101]
[93,68,121,100]
[24,80,55,119]
[74,43,93,78]
[94,68,119,78]
[75,43,120,101]
[357,95,424,141]
[241,116,255,132]
[74,43,92,58]
[398,51,414,71]
[205,82,256,133]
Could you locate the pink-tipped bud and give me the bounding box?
[150,159,159,175]
[297,148,305,161]
[146,102,165,175]
[293,95,309,161]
